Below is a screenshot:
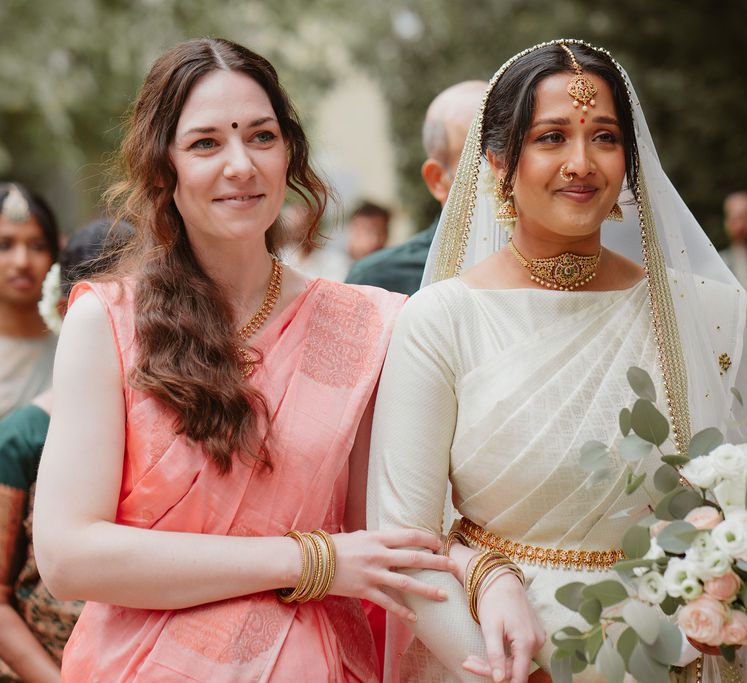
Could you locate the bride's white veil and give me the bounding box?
[422,39,746,447]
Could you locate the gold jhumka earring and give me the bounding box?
[495,178,518,224]
[607,202,624,222]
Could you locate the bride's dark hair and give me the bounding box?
[106,38,329,473]
[482,43,638,191]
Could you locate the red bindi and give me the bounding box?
[580,118,585,124]
[231,122,238,129]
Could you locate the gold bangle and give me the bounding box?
[466,551,521,623]
[303,532,324,603]
[278,530,311,603]
[312,530,336,600]
[445,528,471,556]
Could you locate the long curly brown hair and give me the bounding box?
[106,38,329,473]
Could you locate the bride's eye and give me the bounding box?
[536,132,564,144]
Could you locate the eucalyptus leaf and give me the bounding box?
[619,407,632,436]
[731,386,743,407]
[625,471,646,495]
[585,627,603,662]
[631,399,670,446]
[661,454,690,467]
[579,598,602,625]
[622,600,660,645]
[616,627,638,665]
[570,650,588,674]
[555,582,586,612]
[644,620,682,665]
[609,506,637,520]
[688,427,723,459]
[580,441,609,471]
[627,366,657,401]
[654,488,679,521]
[660,595,680,615]
[582,580,629,607]
[619,434,653,462]
[622,526,650,560]
[628,643,670,683]
[551,626,585,653]
[653,464,681,493]
[738,583,747,605]
[668,490,704,519]
[550,651,573,683]
[597,638,625,683]
[655,520,698,553]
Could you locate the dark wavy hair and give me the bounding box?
[106,38,329,473]
[0,182,60,261]
[482,43,638,192]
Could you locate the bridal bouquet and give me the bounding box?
[550,367,747,683]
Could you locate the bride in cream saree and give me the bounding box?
[368,40,746,683]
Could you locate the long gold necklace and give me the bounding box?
[236,257,283,377]
[508,239,601,291]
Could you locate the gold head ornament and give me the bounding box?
[559,43,597,114]
[1,184,32,223]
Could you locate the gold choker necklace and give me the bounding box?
[236,258,283,377]
[508,239,601,291]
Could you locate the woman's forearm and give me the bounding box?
[0,604,61,683]
[38,521,301,609]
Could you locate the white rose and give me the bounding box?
[713,478,747,515]
[712,515,747,558]
[709,443,747,477]
[686,546,733,580]
[680,578,704,602]
[680,456,719,489]
[638,571,667,604]
[663,557,699,598]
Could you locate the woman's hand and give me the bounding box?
[461,572,546,683]
[331,529,456,622]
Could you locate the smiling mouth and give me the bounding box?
[556,185,599,202]
[214,194,263,203]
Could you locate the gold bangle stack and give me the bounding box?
[277,529,337,603]
[464,550,526,624]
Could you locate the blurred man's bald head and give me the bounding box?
[421,80,487,205]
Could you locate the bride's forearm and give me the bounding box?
[37,520,300,609]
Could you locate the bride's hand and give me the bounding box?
[462,572,545,683]
[330,529,456,623]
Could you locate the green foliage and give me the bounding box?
[555,582,586,612]
[579,440,609,471]
[688,427,723,459]
[655,521,698,553]
[620,434,652,462]
[627,366,657,402]
[653,464,680,493]
[631,399,670,446]
[619,407,632,436]
[582,580,628,607]
[596,639,625,683]
[622,525,650,559]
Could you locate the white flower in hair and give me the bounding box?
[478,163,497,197]
[38,263,62,334]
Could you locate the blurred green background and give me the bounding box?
[1,0,745,245]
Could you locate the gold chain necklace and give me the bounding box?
[235,257,283,377]
[507,239,601,291]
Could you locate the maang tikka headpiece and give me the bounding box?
[559,43,597,115]
[0,184,32,223]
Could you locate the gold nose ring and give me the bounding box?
[560,166,574,182]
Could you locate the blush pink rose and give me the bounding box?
[685,506,722,530]
[722,610,747,646]
[678,594,727,646]
[704,572,741,602]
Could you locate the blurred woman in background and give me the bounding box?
[0,183,59,419]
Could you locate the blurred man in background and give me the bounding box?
[346,80,487,294]
[721,190,747,288]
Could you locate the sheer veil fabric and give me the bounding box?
[413,39,746,682]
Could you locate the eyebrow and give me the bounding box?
[179,117,278,138]
[531,115,621,128]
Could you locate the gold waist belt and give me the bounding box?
[458,517,624,571]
